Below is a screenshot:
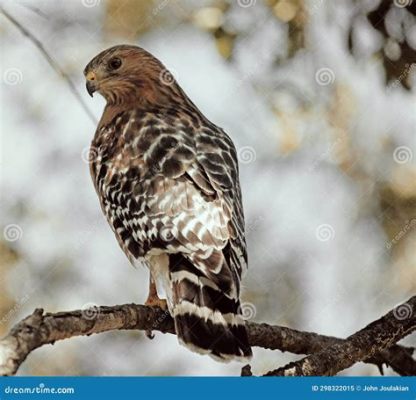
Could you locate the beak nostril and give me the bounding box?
[86,71,96,82]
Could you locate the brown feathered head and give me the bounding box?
[84,45,179,106]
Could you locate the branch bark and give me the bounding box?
[264,296,416,376]
[0,298,415,376]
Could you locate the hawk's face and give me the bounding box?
[84,45,170,105]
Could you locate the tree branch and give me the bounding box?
[264,295,416,376]
[0,298,415,376]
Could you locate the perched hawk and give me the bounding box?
[84,45,252,361]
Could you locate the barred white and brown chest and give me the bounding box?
[90,106,251,361]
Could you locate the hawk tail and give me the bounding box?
[169,254,252,362]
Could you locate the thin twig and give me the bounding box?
[0,6,97,125]
[263,295,416,376]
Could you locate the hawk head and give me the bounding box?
[84,45,177,105]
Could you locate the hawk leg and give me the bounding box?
[144,275,167,310]
[144,274,167,340]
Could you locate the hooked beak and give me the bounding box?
[86,81,96,97]
[85,71,97,97]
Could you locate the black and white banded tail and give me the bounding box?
[169,254,252,362]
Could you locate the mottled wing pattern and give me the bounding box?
[90,108,251,360]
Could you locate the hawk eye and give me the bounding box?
[108,57,122,71]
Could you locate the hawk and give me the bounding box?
[84,45,252,362]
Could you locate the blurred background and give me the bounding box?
[0,0,415,376]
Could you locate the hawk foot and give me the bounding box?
[144,296,167,340]
[144,296,168,310]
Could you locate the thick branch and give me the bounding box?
[264,296,416,376]
[0,300,415,376]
